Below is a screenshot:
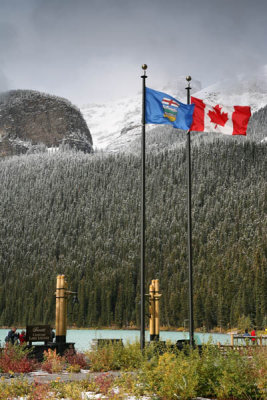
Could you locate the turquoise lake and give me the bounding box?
[0,329,230,351]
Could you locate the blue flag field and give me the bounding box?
[145,87,195,130]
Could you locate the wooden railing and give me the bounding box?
[215,335,267,354]
[230,334,267,347]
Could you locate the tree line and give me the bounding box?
[0,136,266,330]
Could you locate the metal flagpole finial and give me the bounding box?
[142,64,148,76]
[186,75,192,88]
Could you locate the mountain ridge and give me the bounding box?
[81,67,267,153]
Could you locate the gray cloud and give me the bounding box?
[1,0,267,105]
[0,70,9,93]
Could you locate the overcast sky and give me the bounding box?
[1,0,267,106]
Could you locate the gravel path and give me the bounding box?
[1,370,122,384]
[0,371,213,399]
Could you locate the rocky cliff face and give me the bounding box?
[0,90,93,157]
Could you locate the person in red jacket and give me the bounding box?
[250,328,256,343]
[19,330,26,345]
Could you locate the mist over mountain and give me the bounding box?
[194,65,267,114]
[81,77,201,153]
[81,67,267,153]
[1,69,265,158]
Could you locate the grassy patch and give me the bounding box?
[0,343,266,399]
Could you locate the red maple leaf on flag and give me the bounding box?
[208,105,228,129]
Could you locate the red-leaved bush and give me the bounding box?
[0,344,37,373]
[94,373,115,395]
[64,349,87,369]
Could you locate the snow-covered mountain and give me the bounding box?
[194,65,267,114]
[81,78,201,153]
[81,67,267,153]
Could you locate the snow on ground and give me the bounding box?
[81,94,142,152]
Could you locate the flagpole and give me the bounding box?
[186,75,194,347]
[140,64,147,350]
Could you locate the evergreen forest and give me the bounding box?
[0,127,266,330]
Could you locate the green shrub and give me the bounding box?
[49,380,84,400]
[252,347,267,396]
[196,345,224,397]
[112,341,143,370]
[0,377,31,399]
[213,349,261,399]
[135,345,265,400]
[139,350,199,400]
[86,343,119,371]
[86,341,144,372]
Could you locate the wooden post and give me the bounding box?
[59,275,64,339]
[154,279,160,341]
[55,274,67,343]
[230,333,234,348]
[64,277,68,338]
[149,282,155,341]
[55,275,60,339]
[149,279,162,342]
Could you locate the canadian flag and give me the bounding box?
[190,97,251,135]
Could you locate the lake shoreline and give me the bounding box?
[0,325,232,334]
[0,328,231,351]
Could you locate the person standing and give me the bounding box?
[19,330,26,345]
[5,327,19,345]
[243,328,250,337]
[50,328,55,342]
[251,328,256,344]
[243,328,250,344]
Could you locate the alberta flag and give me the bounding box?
[146,87,195,130]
